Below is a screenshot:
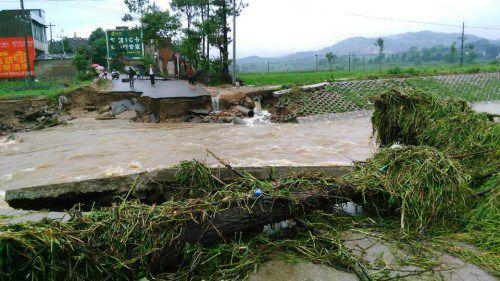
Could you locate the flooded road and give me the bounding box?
[0,114,374,191]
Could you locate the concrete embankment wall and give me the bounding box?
[6,165,354,211]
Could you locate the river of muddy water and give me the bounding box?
[0,112,375,191]
[2,100,497,193]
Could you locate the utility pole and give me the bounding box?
[459,21,465,67]
[315,54,318,73]
[348,53,351,73]
[232,0,237,85]
[47,23,55,42]
[267,61,270,74]
[362,55,365,71]
[20,0,32,78]
[74,32,77,53]
[60,29,65,54]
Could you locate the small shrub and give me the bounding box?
[465,66,481,74]
[387,67,403,75]
[403,67,420,75]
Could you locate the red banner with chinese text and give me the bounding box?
[0,37,35,78]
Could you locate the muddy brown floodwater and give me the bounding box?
[0,113,374,191]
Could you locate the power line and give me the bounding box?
[347,13,500,30]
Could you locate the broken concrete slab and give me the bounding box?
[5,165,353,211]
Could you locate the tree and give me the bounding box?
[141,10,181,44]
[374,37,384,74]
[179,29,203,64]
[465,43,477,64]
[325,52,334,80]
[49,38,74,54]
[88,28,107,66]
[122,0,153,21]
[171,0,200,29]
[210,0,247,82]
[88,28,105,44]
[450,42,457,67]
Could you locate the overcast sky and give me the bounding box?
[1,0,499,58]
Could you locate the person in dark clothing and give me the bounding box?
[188,65,195,85]
[149,65,155,86]
[128,67,135,87]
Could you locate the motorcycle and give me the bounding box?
[111,70,120,80]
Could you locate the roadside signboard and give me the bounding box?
[105,29,143,60]
[0,37,35,78]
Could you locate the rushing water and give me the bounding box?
[0,113,374,191]
[211,97,221,113]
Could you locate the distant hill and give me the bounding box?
[318,31,483,56]
[238,31,499,73]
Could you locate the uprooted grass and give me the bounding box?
[0,169,370,281]
[372,88,499,181]
[0,158,498,280]
[343,145,471,234]
[367,89,499,255]
[465,174,500,251]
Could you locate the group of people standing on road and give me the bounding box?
[126,64,198,88]
[128,65,156,88]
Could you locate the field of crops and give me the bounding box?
[239,63,500,86]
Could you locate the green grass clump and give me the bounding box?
[344,146,471,234]
[466,174,500,251]
[372,88,500,180]
[175,160,218,197]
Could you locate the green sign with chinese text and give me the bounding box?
[106,29,143,60]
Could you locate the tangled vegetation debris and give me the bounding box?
[1,89,499,280]
[372,88,499,180]
[344,145,471,233]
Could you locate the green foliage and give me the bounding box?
[387,67,402,75]
[48,38,74,54]
[325,52,334,79]
[88,28,105,44]
[72,52,90,72]
[141,10,180,44]
[178,29,203,63]
[122,0,153,21]
[72,51,96,81]
[87,28,108,67]
[139,53,155,68]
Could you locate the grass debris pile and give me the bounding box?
[372,88,499,180]
[344,145,471,233]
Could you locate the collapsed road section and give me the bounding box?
[5,165,353,211]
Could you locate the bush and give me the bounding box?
[72,53,90,72]
[76,66,97,81]
[403,67,420,75]
[465,66,481,74]
[386,67,403,75]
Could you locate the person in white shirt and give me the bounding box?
[149,65,155,86]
